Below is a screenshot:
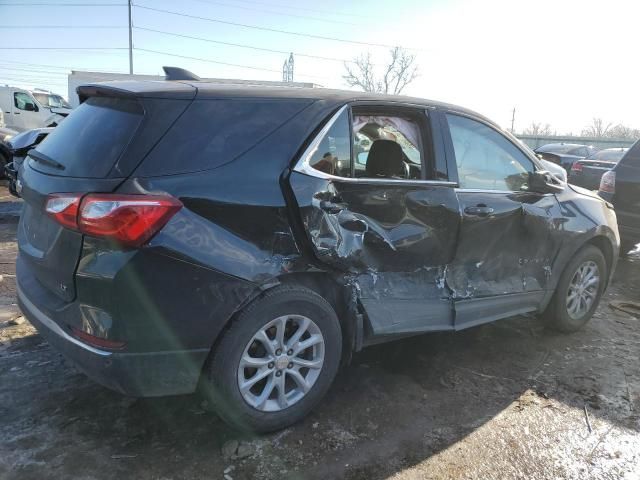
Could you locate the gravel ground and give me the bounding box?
[1,192,639,479]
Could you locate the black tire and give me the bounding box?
[543,245,607,333]
[202,285,342,433]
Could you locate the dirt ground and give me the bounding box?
[1,189,639,479]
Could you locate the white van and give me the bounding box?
[0,86,73,132]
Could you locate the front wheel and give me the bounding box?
[543,245,607,332]
[203,285,342,433]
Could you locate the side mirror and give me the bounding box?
[356,151,368,165]
[529,170,565,194]
[539,159,568,183]
[23,103,36,112]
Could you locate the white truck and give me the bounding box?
[0,86,73,132]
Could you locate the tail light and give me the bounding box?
[45,193,182,246]
[571,162,583,173]
[599,170,616,194]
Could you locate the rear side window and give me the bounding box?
[308,108,352,177]
[138,98,311,176]
[31,97,143,178]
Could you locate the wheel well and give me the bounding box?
[277,272,356,360]
[585,236,614,280]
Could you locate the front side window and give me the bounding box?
[308,108,352,178]
[353,114,423,179]
[446,114,534,191]
[33,93,71,109]
[14,92,38,111]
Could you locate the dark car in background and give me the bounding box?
[599,140,640,254]
[4,127,53,197]
[535,143,596,172]
[569,147,629,190]
[16,77,619,432]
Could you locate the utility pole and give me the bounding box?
[128,0,133,74]
[511,107,516,133]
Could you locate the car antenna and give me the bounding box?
[163,66,201,81]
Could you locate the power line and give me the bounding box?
[0,47,128,50]
[134,26,351,63]
[134,47,281,74]
[0,66,69,75]
[0,59,127,72]
[132,4,417,50]
[134,47,327,80]
[0,2,126,5]
[187,0,357,25]
[220,0,378,19]
[0,26,126,28]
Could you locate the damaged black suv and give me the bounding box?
[17,76,619,432]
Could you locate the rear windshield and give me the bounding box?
[29,96,143,178]
[536,144,580,154]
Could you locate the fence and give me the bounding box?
[516,135,637,150]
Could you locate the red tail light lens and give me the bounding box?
[45,194,82,230]
[571,162,583,172]
[70,327,126,350]
[599,170,616,194]
[45,193,182,246]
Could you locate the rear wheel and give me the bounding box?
[203,285,342,433]
[543,245,607,332]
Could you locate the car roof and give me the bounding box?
[536,143,591,153]
[76,80,497,126]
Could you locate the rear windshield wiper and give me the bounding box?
[27,149,65,170]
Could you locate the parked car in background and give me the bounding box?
[0,126,18,171]
[0,86,72,132]
[4,127,52,195]
[569,147,629,190]
[16,76,619,433]
[535,143,596,172]
[599,140,640,254]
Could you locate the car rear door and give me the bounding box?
[290,103,462,336]
[438,111,557,329]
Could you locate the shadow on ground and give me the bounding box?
[1,232,639,479]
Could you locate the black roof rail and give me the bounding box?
[163,66,201,81]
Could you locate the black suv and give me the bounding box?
[599,139,640,254]
[17,78,619,432]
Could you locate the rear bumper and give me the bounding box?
[17,281,209,397]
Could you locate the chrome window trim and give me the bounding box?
[293,104,458,187]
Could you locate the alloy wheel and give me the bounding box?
[237,315,325,412]
[566,260,600,320]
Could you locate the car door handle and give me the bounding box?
[464,205,495,217]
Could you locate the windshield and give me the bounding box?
[32,93,71,109]
[536,144,582,154]
[587,149,628,162]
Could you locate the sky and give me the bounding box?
[0,0,638,134]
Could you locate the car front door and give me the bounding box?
[290,103,461,337]
[11,91,40,131]
[439,111,558,329]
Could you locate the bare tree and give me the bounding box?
[606,124,640,140]
[582,118,612,138]
[343,47,419,95]
[522,122,554,136]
